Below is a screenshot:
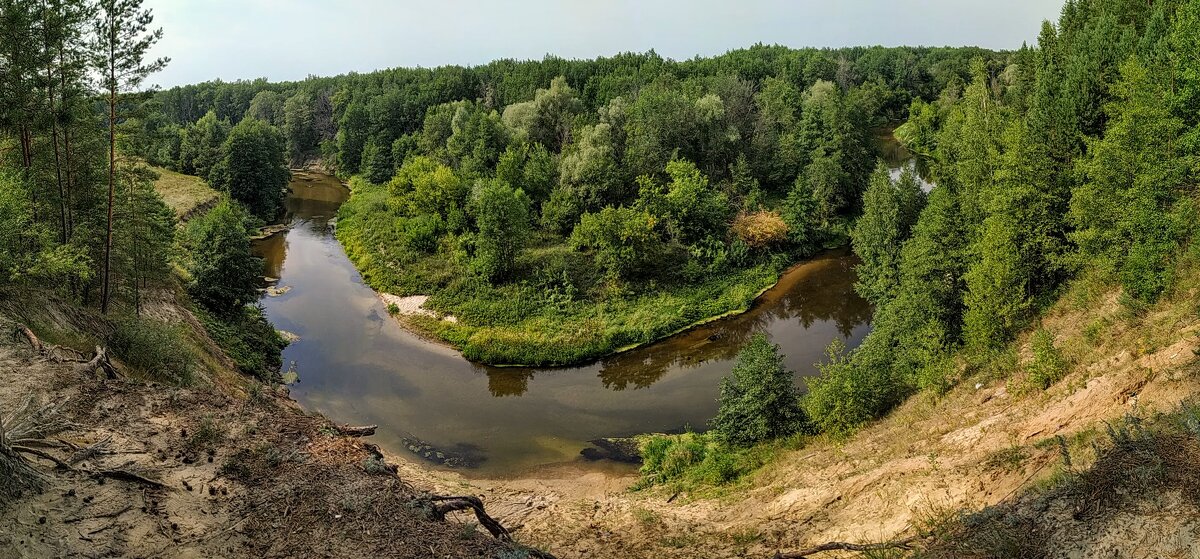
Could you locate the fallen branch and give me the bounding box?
[773,536,921,558]
[12,445,75,471]
[334,424,377,437]
[91,468,167,489]
[14,324,90,362]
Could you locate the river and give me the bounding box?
[252,139,922,477]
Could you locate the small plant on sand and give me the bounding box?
[186,415,226,453]
[361,455,391,475]
[1027,328,1068,390]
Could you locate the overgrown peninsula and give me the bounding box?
[331,74,925,366]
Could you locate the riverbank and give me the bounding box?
[335,174,829,367]
[374,255,834,369]
[258,178,870,475]
[479,267,1200,558]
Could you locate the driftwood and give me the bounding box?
[334,424,377,437]
[772,535,922,558]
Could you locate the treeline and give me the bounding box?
[642,0,1200,480]
[135,44,995,172]
[0,0,284,380]
[813,0,1200,434]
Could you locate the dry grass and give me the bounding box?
[149,165,220,220]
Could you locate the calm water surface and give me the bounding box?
[253,144,921,475]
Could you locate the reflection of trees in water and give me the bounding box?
[767,258,872,337]
[485,368,534,397]
[476,254,873,396]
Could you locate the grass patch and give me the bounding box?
[149,164,220,220]
[633,432,788,494]
[107,316,197,385]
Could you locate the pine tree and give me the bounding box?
[93,0,167,314]
[710,334,807,447]
[852,165,903,306]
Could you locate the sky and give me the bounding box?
[144,0,1066,89]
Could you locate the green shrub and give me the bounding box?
[107,317,197,385]
[636,432,777,491]
[1027,328,1068,389]
[805,337,909,436]
[710,333,809,447]
[197,305,285,380]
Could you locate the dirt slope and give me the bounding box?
[476,287,1200,558]
[0,295,528,559]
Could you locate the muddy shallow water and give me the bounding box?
[252,160,907,475]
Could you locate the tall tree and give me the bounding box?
[710,333,807,447]
[93,0,167,314]
[468,179,531,282]
[212,118,290,221]
[852,165,903,306]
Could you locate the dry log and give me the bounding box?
[16,324,43,353]
[772,535,921,558]
[334,424,377,437]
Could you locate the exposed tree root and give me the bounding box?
[1,393,73,499]
[76,345,119,379]
[772,535,922,558]
[424,494,562,558]
[427,495,513,541]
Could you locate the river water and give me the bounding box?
[253,139,922,476]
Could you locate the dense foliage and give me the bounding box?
[0,0,283,382]
[710,334,810,447]
[135,45,1005,365]
[821,0,1200,435]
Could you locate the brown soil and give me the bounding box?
[0,293,529,559]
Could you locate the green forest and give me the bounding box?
[3,0,1198,435]
[129,45,1000,365]
[0,0,285,380]
[4,0,1200,556]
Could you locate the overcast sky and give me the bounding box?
[144,0,1065,89]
